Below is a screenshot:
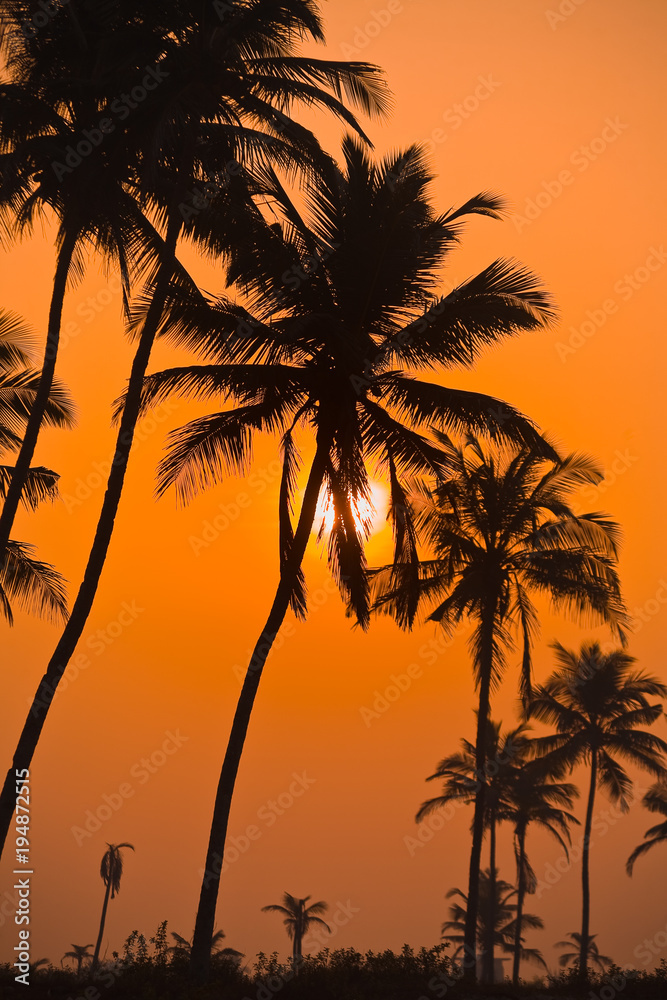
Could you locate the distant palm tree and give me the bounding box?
[372,436,628,975]
[626,781,667,874]
[27,957,50,975]
[168,929,242,965]
[61,944,94,978]
[443,869,546,982]
[529,643,667,980]
[91,843,134,974]
[416,719,531,981]
[555,932,612,973]
[506,758,579,983]
[262,892,330,967]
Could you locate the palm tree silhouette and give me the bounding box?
[262,892,330,967]
[136,137,557,974]
[168,928,242,965]
[61,943,94,978]
[91,842,134,974]
[442,869,546,982]
[372,435,627,976]
[0,0,389,872]
[506,758,579,983]
[529,642,667,980]
[626,781,667,874]
[416,719,530,981]
[555,931,612,973]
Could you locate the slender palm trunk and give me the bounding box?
[579,750,597,982]
[512,825,527,984]
[0,211,183,857]
[483,806,497,983]
[189,429,333,983]
[463,602,497,982]
[0,229,77,555]
[91,879,112,974]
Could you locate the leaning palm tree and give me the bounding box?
[0,0,390,870]
[506,758,579,983]
[134,136,558,977]
[372,435,628,976]
[416,719,531,982]
[443,869,546,982]
[61,944,94,978]
[555,932,612,973]
[529,643,667,981]
[262,892,330,967]
[91,842,134,974]
[626,781,667,875]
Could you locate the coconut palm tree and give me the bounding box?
[62,944,94,978]
[555,931,612,973]
[443,869,546,982]
[371,435,628,977]
[0,0,390,869]
[134,136,558,977]
[91,842,134,974]
[506,758,579,983]
[168,928,242,966]
[416,719,531,981]
[626,781,667,874]
[529,643,667,980]
[262,892,330,967]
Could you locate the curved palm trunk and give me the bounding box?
[189,430,333,984]
[483,805,497,983]
[0,211,183,857]
[512,824,527,984]
[91,879,112,974]
[463,601,497,983]
[0,229,78,555]
[579,750,597,982]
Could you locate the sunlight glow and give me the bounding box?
[314,481,389,537]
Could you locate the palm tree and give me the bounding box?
[529,642,667,980]
[91,842,134,974]
[626,781,667,874]
[134,135,558,978]
[416,719,531,982]
[555,931,612,973]
[506,758,579,983]
[443,869,546,982]
[168,929,242,965]
[262,892,330,967]
[0,0,390,867]
[371,435,628,976]
[62,944,94,978]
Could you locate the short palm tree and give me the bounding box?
[626,781,667,874]
[529,643,667,980]
[61,944,94,978]
[262,892,330,967]
[443,869,546,981]
[168,929,242,965]
[372,435,628,975]
[136,136,557,975]
[555,931,612,973]
[91,842,134,973]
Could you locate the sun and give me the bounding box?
[314,481,389,537]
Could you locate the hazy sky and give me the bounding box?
[1,0,666,977]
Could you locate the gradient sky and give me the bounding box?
[2,0,667,978]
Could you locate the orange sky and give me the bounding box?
[2,0,667,978]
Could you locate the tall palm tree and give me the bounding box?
[262,892,330,967]
[134,137,557,978]
[0,0,390,864]
[442,869,546,982]
[506,758,579,983]
[416,719,531,982]
[91,842,134,974]
[529,642,667,980]
[61,943,94,978]
[371,435,628,977]
[555,931,612,973]
[626,781,667,874]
